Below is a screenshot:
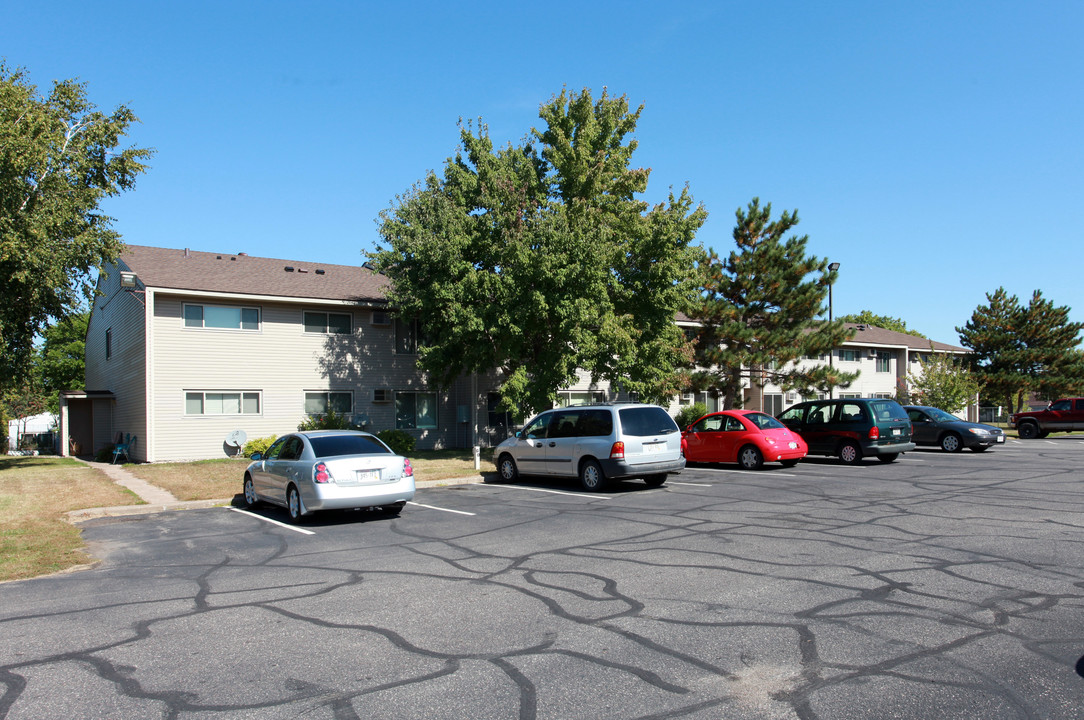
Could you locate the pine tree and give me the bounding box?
[957,287,1084,412]
[687,198,856,408]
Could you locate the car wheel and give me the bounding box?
[839,441,862,465]
[382,501,407,515]
[970,445,989,452]
[287,485,305,523]
[243,475,259,508]
[579,459,607,492]
[738,445,764,471]
[497,454,519,482]
[643,474,666,488]
[1017,422,1039,439]
[780,459,800,468]
[940,433,962,452]
[877,453,898,463]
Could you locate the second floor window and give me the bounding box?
[304,311,352,335]
[876,351,892,373]
[184,304,260,331]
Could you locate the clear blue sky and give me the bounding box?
[5,1,1082,347]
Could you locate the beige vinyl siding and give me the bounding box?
[148,296,485,460]
[85,261,148,459]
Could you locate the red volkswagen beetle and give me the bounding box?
[681,410,808,470]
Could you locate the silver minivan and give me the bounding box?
[494,403,685,491]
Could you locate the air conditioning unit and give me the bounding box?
[868,349,878,359]
[371,310,391,326]
[786,392,798,403]
[372,388,392,403]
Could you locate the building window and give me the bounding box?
[872,393,893,399]
[185,391,261,415]
[840,349,859,362]
[839,392,861,399]
[396,392,437,429]
[763,393,783,417]
[395,318,419,354]
[304,391,353,416]
[876,351,892,373]
[184,304,260,330]
[304,311,352,335]
[106,328,112,359]
[560,391,606,407]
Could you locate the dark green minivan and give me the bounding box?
[776,398,915,464]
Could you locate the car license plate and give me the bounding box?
[892,428,901,436]
[356,469,381,483]
[788,441,799,449]
[996,435,1005,443]
[643,442,665,454]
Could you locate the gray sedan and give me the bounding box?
[243,430,415,522]
[904,405,1006,452]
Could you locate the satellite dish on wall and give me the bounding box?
[226,429,247,448]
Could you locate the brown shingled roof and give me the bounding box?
[842,323,966,353]
[119,245,390,303]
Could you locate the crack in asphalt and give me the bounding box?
[2,449,1084,718]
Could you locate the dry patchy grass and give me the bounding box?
[123,449,496,502]
[0,456,142,582]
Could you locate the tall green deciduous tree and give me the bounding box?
[686,198,856,407]
[838,310,926,338]
[37,310,89,413]
[957,287,1084,412]
[0,63,152,394]
[371,88,707,414]
[907,349,983,413]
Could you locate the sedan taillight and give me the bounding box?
[403,458,414,477]
[314,462,331,483]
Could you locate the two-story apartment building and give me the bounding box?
[63,245,969,462]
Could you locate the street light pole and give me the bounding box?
[828,262,840,399]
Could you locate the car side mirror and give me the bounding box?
[515,431,523,440]
[251,452,263,461]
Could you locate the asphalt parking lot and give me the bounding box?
[3,438,1084,719]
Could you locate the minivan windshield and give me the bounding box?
[619,407,680,436]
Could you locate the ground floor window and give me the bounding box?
[186,391,261,415]
[763,393,783,417]
[396,392,437,429]
[305,391,353,416]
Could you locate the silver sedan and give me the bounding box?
[242,430,415,522]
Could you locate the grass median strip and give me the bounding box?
[0,457,143,583]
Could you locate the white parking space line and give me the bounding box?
[490,485,613,500]
[407,501,476,516]
[692,468,798,478]
[229,508,315,535]
[668,481,713,487]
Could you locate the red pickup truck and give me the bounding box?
[1010,398,1084,438]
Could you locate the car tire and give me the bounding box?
[287,485,305,523]
[497,454,519,483]
[579,459,607,492]
[1017,422,1039,439]
[643,474,666,488]
[243,475,260,508]
[940,433,962,452]
[738,445,764,471]
[877,453,898,463]
[839,441,862,465]
[780,459,800,468]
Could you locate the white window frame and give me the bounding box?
[183,303,261,331]
[875,351,892,373]
[304,391,354,416]
[395,391,438,429]
[303,310,353,335]
[185,391,262,416]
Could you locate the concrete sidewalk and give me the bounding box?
[67,458,485,522]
